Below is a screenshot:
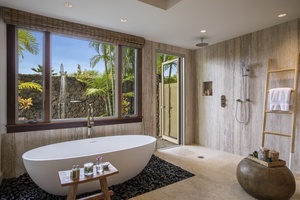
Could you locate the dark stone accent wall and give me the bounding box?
[18,74,105,120]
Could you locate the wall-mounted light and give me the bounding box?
[121,18,128,23]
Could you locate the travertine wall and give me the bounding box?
[194,18,300,171]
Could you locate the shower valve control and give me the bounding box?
[221,95,226,108]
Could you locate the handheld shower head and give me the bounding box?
[239,62,245,69]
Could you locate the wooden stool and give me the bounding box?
[58,163,119,200]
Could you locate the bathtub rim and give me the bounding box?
[22,135,156,161]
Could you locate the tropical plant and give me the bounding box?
[18,81,42,116]
[77,71,112,117]
[18,29,39,60]
[121,47,136,114]
[18,81,42,92]
[89,42,115,116]
[18,96,33,111]
[31,64,58,76]
[72,64,97,79]
[122,94,131,115]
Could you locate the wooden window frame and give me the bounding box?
[6,25,142,133]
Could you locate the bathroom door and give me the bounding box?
[161,58,180,144]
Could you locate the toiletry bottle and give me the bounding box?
[70,165,76,179]
[76,165,80,178]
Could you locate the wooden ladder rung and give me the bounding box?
[263,131,291,137]
[267,89,295,93]
[269,68,295,73]
[265,110,293,114]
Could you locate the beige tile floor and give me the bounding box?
[130,145,300,200]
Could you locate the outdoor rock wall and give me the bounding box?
[19,75,105,120]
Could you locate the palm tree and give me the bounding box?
[18,29,39,60]
[76,70,112,116]
[31,64,58,76]
[89,42,115,116]
[122,47,136,114]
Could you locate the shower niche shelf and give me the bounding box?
[203,81,213,96]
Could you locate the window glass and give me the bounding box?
[122,47,137,116]
[17,28,44,122]
[51,34,116,119]
[10,26,140,132]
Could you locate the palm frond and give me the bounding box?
[18,82,42,92]
[86,88,106,96]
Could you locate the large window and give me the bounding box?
[7,26,142,133]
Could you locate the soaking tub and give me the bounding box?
[22,135,156,195]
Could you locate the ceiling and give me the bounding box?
[0,0,300,50]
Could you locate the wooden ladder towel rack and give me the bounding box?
[262,54,300,169]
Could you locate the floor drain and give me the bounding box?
[198,156,204,159]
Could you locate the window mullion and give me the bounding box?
[117,45,122,118]
[137,48,142,116]
[44,32,51,122]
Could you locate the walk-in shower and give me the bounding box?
[235,62,250,124]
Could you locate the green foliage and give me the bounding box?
[72,64,99,79]
[18,96,33,114]
[18,81,42,115]
[122,94,131,115]
[156,53,177,75]
[122,47,135,77]
[164,75,177,84]
[31,64,58,76]
[123,91,135,98]
[18,82,42,92]
[18,29,39,61]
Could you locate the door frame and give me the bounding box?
[161,58,180,144]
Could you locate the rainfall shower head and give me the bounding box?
[196,38,209,47]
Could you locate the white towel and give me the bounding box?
[269,87,292,111]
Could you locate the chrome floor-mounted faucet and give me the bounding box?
[87,104,94,138]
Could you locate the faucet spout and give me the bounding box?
[87,104,94,138]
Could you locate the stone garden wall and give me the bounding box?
[18,74,105,120]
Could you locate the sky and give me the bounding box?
[19,30,105,75]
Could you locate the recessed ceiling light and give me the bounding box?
[200,30,206,33]
[278,13,287,18]
[64,2,73,8]
[121,18,128,23]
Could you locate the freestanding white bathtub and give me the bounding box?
[22,135,156,195]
